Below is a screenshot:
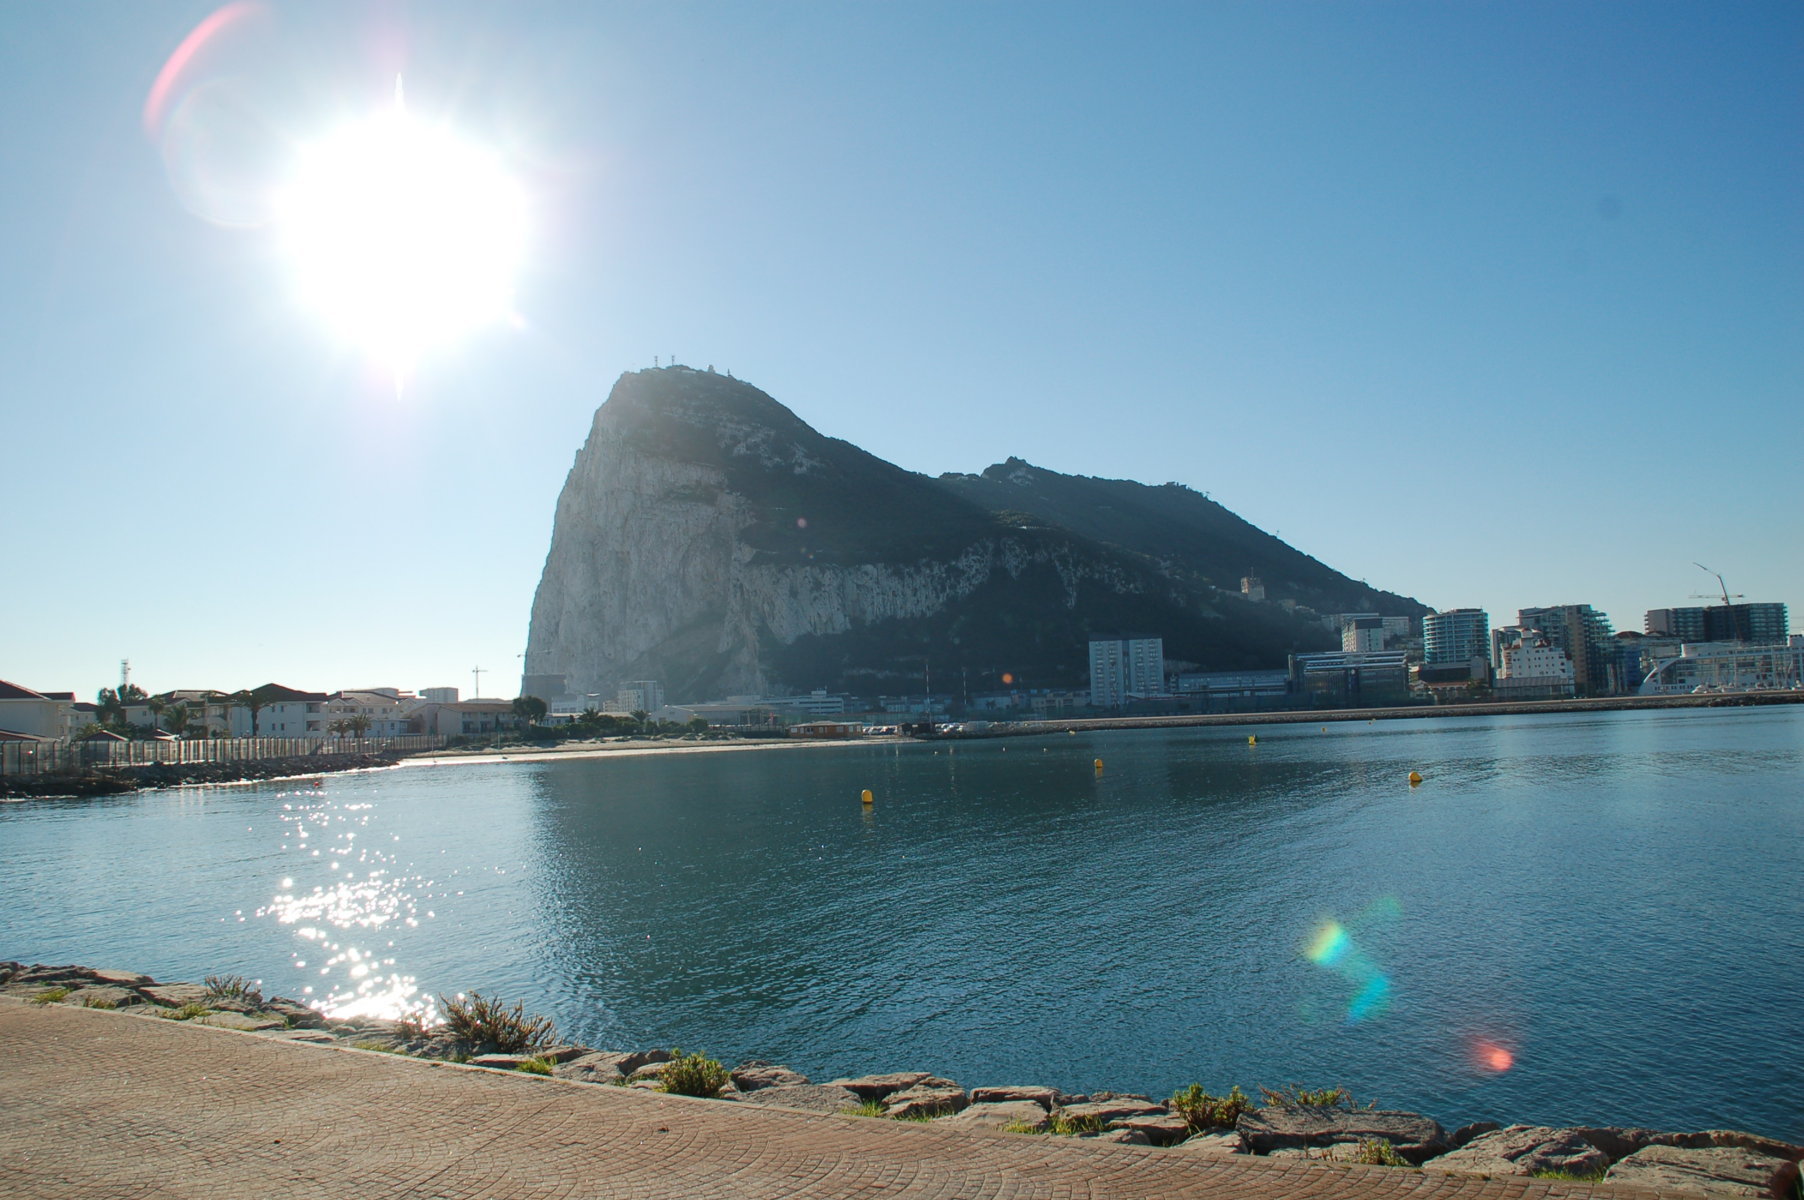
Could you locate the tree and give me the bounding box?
[327,719,350,738]
[512,695,548,725]
[348,714,371,738]
[162,702,190,738]
[228,689,267,736]
[687,716,710,736]
[95,683,147,729]
[630,708,649,735]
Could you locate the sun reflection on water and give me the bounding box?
[255,790,439,1021]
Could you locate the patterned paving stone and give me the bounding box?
[0,999,1687,1200]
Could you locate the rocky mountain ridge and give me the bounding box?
[523,368,1427,703]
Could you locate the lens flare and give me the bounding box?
[1470,1037,1516,1073]
[142,1,267,137]
[1301,914,1394,1023]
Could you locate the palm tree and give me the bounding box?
[348,714,372,739]
[630,708,649,736]
[163,702,190,738]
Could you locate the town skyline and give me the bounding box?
[5,3,1799,697]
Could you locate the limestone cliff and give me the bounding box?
[523,368,1424,703]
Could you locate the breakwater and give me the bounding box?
[0,751,402,799]
[3,960,1797,1197]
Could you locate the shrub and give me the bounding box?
[515,1056,555,1076]
[396,1013,426,1041]
[847,1099,887,1118]
[161,1002,210,1021]
[658,1048,729,1098]
[438,992,556,1055]
[81,996,118,1010]
[1258,1083,1370,1110]
[1350,1138,1412,1167]
[204,974,262,1004]
[29,987,71,1005]
[1049,1112,1105,1136]
[1170,1083,1252,1131]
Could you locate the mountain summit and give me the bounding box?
[522,367,1424,704]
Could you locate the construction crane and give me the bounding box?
[1691,563,1744,607]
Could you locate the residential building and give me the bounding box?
[1240,575,1265,602]
[1088,636,1164,707]
[422,700,520,737]
[228,684,328,737]
[1516,605,1617,695]
[1646,603,1788,644]
[420,687,460,703]
[1423,609,1492,667]
[1341,615,1388,653]
[616,680,665,714]
[324,689,419,737]
[0,680,73,740]
[1492,628,1577,699]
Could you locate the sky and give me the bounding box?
[5,1,1800,702]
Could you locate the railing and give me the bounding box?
[0,735,446,778]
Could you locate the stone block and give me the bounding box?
[941,1100,1049,1132]
[1421,1125,1608,1177]
[1239,1106,1447,1164]
[1606,1144,1800,1198]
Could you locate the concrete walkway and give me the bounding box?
[1,1000,1670,1200]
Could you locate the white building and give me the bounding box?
[1089,636,1164,707]
[324,689,420,737]
[0,680,74,740]
[228,685,329,737]
[1493,629,1576,699]
[420,687,459,703]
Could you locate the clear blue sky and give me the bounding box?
[6,1,1800,701]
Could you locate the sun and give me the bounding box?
[274,91,526,376]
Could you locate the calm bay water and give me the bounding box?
[4,706,1800,1139]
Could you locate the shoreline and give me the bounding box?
[3,960,1798,1191]
[8,691,1797,797]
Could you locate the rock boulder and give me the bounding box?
[1421,1125,1608,1178]
[1606,1144,1800,1198]
[1238,1107,1447,1165]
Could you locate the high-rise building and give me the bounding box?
[1088,636,1164,708]
[1517,604,1617,695]
[1647,603,1788,644]
[1341,616,1387,653]
[1423,608,1491,666]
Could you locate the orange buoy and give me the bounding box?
[1093,758,1104,772]
[861,788,874,805]
[1408,770,1424,786]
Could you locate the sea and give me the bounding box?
[3,705,1799,1141]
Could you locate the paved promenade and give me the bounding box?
[1,1000,1671,1200]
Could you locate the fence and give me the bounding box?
[0,735,446,778]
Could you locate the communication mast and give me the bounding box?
[471,666,484,699]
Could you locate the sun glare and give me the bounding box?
[275,98,526,375]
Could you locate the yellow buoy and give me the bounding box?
[1248,735,1257,746]
[861,788,874,804]
[1408,771,1423,786]
[1093,757,1104,771]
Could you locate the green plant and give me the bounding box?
[80,996,118,1010]
[161,1002,209,1020]
[1169,1083,1252,1131]
[204,974,263,1004]
[29,987,71,1005]
[1258,1083,1371,1110]
[658,1048,730,1098]
[1048,1112,1105,1136]
[352,1039,405,1054]
[1001,1119,1046,1134]
[847,1099,887,1117]
[438,992,556,1054]
[1529,1167,1609,1182]
[1350,1139,1412,1166]
[515,1056,555,1076]
[396,1013,426,1041]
